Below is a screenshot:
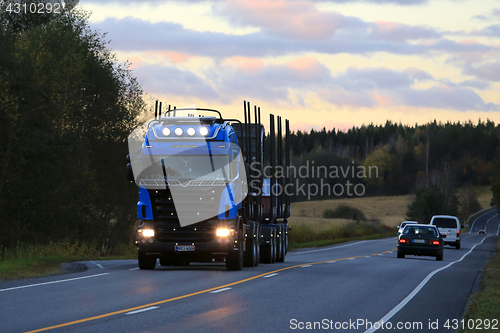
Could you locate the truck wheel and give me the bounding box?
[271,233,277,264]
[275,228,283,262]
[243,236,257,267]
[276,226,285,262]
[260,236,274,264]
[285,229,289,255]
[456,242,461,249]
[254,226,260,266]
[138,251,156,270]
[226,228,244,271]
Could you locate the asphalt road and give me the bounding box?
[1,211,498,333]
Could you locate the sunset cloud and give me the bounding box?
[82,0,500,129]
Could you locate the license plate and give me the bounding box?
[413,239,425,243]
[175,245,195,252]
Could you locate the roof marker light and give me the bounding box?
[175,127,183,136]
[187,127,196,136]
[162,127,171,136]
[200,127,209,136]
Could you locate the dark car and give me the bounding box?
[397,224,444,261]
[478,230,486,235]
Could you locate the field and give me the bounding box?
[287,186,493,232]
[469,186,493,209]
[288,194,414,231]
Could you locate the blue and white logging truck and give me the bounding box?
[126,101,291,270]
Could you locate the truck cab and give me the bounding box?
[127,102,291,270]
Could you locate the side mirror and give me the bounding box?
[396,226,400,229]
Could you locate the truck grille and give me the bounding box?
[155,224,216,242]
[147,187,221,223]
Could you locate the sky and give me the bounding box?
[80,0,500,132]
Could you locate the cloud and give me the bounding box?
[132,64,218,99]
[371,21,441,42]
[312,66,496,111]
[475,24,500,37]
[212,56,331,102]
[464,62,500,82]
[215,0,361,41]
[470,15,488,21]
[92,16,485,60]
[145,51,193,64]
[215,0,439,42]
[457,79,492,90]
[399,86,498,111]
[332,66,433,91]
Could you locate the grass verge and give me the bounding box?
[460,236,500,333]
[289,222,393,250]
[0,241,137,281]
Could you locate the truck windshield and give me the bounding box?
[141,155,231,183]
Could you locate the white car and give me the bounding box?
[429,215,461,249]
[396,221,419,236]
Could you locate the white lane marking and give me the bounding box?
[301,265,312,268]
[378,254,384,256]
[129,268,140,271]
[469,209,494,234]
[0,273,109,292]
[365,237,488,333]
[291,239,393,255]
[348,258,355,260]
[264,273,279,278]
[91,261,104,269]
[126,306,159,315]
[365,256,370,258]
[210,287,232,293]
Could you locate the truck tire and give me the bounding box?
[275,227,283,262]
[271,233,277,264]
[285,228,289,255]
[255,227,260,266]
[226,228,244,271]
[456,242,461,249]
[244,222,257,267]
[276,226,286,262]
[260,235,274,264]
[243,236,258,267]
[138,251,156,270]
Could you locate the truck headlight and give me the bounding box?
[216,228,230,237]
[142,229,155,237]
